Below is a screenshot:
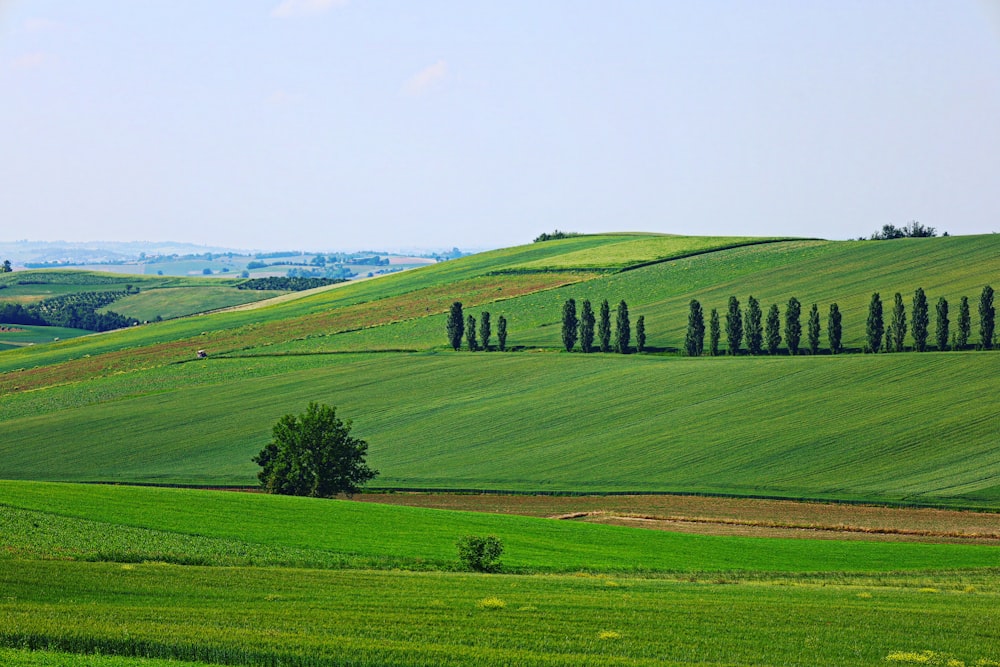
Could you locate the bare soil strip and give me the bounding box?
[356,492,1000,544]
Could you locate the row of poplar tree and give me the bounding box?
[446,302,509,351]
[559,298,644,353]
[684,285,995,356]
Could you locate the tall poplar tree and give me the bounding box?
[828,303,843,354]
[709,308,721,356]
[685,300,705,356]
[935,297,949,351]
[465,314,477,351]
[807,303,821,355]
[980,285,995,350]
[635,315,646,353]
[598,299,611,352]
[911,288,928,352]
[497,315,508,351]
[561,299,578,352]
[580,300,595,353]
[889,292,907,352]
[446,301,464,350]
[745,296,763,355]
[479,311,492,351]
[784,297,802,355]
[726,296,743,355]
[866,293,884,353]
[955,296,971,350]
[764,303,781,355]
[614,300,631,354]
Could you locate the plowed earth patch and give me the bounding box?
[357,492,1000,544]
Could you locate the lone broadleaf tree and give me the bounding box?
[446,302,464,350]
[579,300,595,353]
[561,299,578,352]
[253,402,378,498]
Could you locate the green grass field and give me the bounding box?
[1,351,997,506]
[1,482,999,666]
[3,232,1000,664]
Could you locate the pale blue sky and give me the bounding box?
[2,1,999,251]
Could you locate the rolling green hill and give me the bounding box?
[1,233,998,507]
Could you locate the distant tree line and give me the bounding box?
[867,221,941,240]
[0,290,140,332]
[237,277,347,291]
[447,302,509,351]
[533,230,582,243]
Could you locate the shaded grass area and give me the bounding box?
[1,351,998,507]
[2,560,1000,667]
[3,482,1000,574]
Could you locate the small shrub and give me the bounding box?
[457,535,504,572]
[476,596,506,610]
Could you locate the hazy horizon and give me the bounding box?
[3,2,999,251]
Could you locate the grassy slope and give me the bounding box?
[3,482,999,574]
[1,351,998,506]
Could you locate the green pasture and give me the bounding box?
[3,482,1000,574]
[1,350,996,506]
[3,559,999,667]
[0,324,91,347]
[508,233,790,270]
[97,286,286,321]
[1,481,1000,666]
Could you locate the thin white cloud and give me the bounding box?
[268,89,303,105]
[11,52,56,71]
[271,0,348,19]
[24,17,64,33]
[403,60,448,96]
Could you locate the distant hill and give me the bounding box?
[1,232,998,508]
